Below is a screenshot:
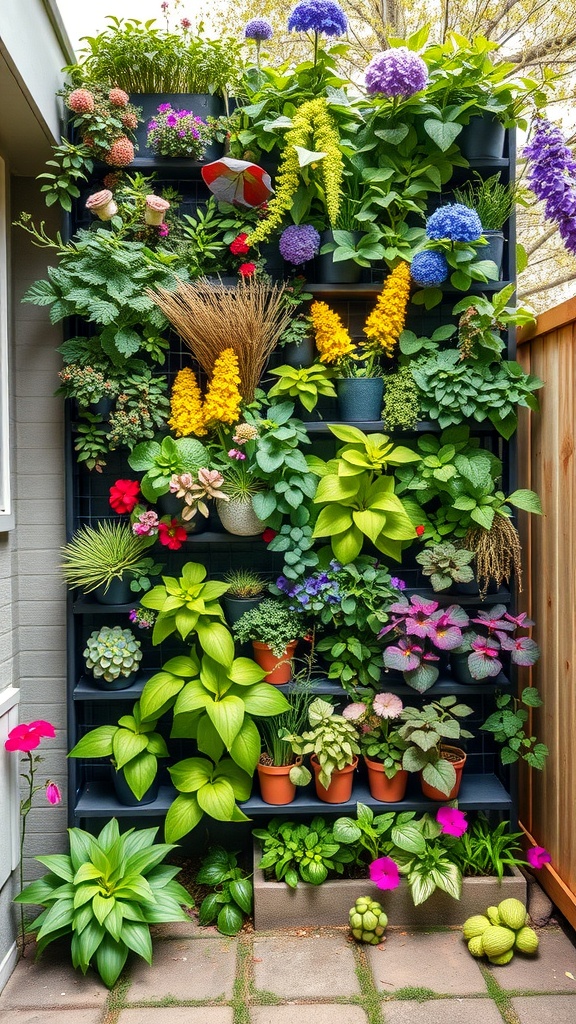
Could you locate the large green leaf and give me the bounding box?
[507,489,543,515]
[122,752,157,801]
[217,902,244,935]
[164,793,203,842]
[352,508,385,545]
[214,758,253,801]
[196,715,225,761]
[313,473,357,503]
[174,680,213,715]
[121,920,153,963]
[228,658,268,685]
[230,878,253,914]
[112,730,148,770]
[197,621,235,666]
[168,757,212,793]
[76,918,105,968]
[197,778,236,820]
[36,897,75,940]
[68,725,116,759]
[237,683,291,717]
[229,717,261,773]
[34,854,74,882]
[206,695,245,749]
[95,933,129,988]
[313,504,354,537]
[331,524,363,563]
[161,655,200,677]
[421,758,456,796]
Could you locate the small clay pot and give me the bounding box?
[252,640,298,684]
[364,758,408,802]
[420,745,467,801]
[310,752,358,804]
[257,757,303,805]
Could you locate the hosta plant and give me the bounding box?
[196,847,253,936]
[380,594,470,692]
[254,816,354,887]
[140,561,232,657]
[15,818,193,987]
[267,363,337,413]
[84,625,142,683]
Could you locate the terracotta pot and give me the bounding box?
[257,758,302,805]
[364,757,408,802]
[310,752,358,804]
[420,745,467,801]
[252,640,298,684]
[217,498,267,536]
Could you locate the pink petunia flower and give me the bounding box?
[342,703,367,722]
[45,781,62,805]
[526,845,552,869]
[5,721,56,752]
[436,806,468,837]
[369,856,401,891]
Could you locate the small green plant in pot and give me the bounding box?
[267,362,337,414]
[233,598,307,684]
[343,694,409,802]
[60,521,161,602]
[397,696,474,800]
[84,625,142,689]
[284,697,361,802]
[222,568,268,626]
[257,682,314,804]
[415,542,476,592]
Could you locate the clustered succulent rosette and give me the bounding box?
[524,117,576,256]
[365,46,428,99]
[84,625,142,683]
[288,0,347,36]
[410,250,449,287]
[279,224,321,265]
[380,594,470,692]
[426,203,483,243]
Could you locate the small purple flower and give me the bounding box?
[365,47,428,99]
[527,845,552,869]
[228,448,246,460]
[524,118,576,257]
[390,577,407,591]
[157,103,172,113]
[426,204,483,243]
[166,113,178,128]
[279,224,321,265]
[148,119,158,131]
[178,131,186,138]
[287,0,347,37]
[244,17,274,41]
[411,250,449,287]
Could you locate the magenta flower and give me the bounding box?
[436,806,468,838]
[527,845,552,869]
[5,721,56,752]
[369,856,401,890]
[157,103,171,113]
[228,448,246,460]
[45,781,62,805]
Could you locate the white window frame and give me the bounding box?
[0,155,13,530]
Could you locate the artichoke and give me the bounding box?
[349,897,388,944]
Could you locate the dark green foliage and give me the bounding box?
[196,847,253,936]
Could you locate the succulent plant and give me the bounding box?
[462,898,538,964]
[415,543,475,591]
[84,625,142,682]
[349,897,388,944]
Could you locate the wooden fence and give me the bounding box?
[517,297,576,928]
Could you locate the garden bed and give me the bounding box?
[252,843,526,929]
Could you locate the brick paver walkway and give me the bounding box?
[1,921,575,1023]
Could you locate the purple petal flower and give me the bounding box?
[526,845,552,869]
[287,0,347,37]
[244,17,274,41]
[369,856,401,890]
[45,781,62,805]
[279,224,321,264]
[383,639,423,672]
[365,47,428,99]
[524,118,576,257]
[157,103,172,113]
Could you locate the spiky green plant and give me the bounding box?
[223,568,268,599]
[60,521,157,595]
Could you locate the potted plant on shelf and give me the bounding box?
[450,605,540,685]
[60,521,162,604]
[83,625,143,690]
[222,568,269,626]
[145,102,223,163]
[217,461,268,536]
[68,700,169,805]
[233,599,307,684]
[397,696,474,801]
[453,172,528,273]
[344,694,409,802]
[415,542,476,593]
[380,594,470,693]
[285,697,361,804]
[256,683,314,805]
[127,434,209,504]
[266,363,337,419]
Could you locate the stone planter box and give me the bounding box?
[253,843,526,929]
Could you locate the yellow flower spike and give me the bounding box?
[168,366,206,437]
[363,262,412,359]
[203,348,243,428]
[310,300,355,364]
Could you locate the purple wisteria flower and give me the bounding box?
[365,47,428,99]
[279,224,321,264]
[524,117,576,256]
[411,250,449,287]
[244,17,274,41]
[426,203,483,243]
[287,0,347,36]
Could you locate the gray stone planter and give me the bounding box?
[253,843,526,929]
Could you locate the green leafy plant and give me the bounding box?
[233,598,306,658]
[267,363,337,413]
[249,402,316,529]
[481,687,549,770]
[398,697,474,797]
[453,173,527,231]
[266,523,318,581]
[36,139,95,212]
[257,681,315,785]
[60,521,160,596]
[415,543,475,591]
[15,818,193,987]
[284,697,361,790]
[319,227,385,267]
[253,816,354,887]
[128,435,209,502]
[196,847,253,935]
[84,625,142,683]
[56,362,120,406]
[140,561,232,656]
[333,802,397,864]
[224,568,268,599]
[450,815,527,881]
[453,284,536,360]
[382,366,421,431]
[387,811,464,905]
[68,700,168,800]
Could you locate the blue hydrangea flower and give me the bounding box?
[365,47,428,98]
[244,18,274,41]
[279,224,321,264]
[287,0,347,37]
[410,251,449,287]
[426,203,483,243]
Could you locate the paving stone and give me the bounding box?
[381,998,504,1024]
[0,943,107,1008]
[124,937,237,1001]
[252,934,360,998]
[251,1005,368,1024]
[1,1012,103,1024]
[512,994,576,1024]
[118,1008,234,1024]
[150,918,215,939]
[490,929,576,992]
[366,930,486,995]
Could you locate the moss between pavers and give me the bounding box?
[479,962,522,1024]
[352,943,385,1024]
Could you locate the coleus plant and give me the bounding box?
[455,605,540,680]
[380,594,470,692]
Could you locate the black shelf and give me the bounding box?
[276,670,511,698]
[303,419,506,437]
[307,281,513,298]
[76,782,177,818]
[74,672,154,700]
[241,773,512,817]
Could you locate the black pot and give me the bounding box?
[317,230,362,284]
[112,767,160,806]
[481,230,505,277]
[450,652,479,686]
[94,579,133,605]
[337,377,384,422]
[458,115,506,160]
[91,671,138,691]
[222,594,265,627]
[280,335,316,369]
[134,93,224,160]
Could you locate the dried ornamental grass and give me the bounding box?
[149,277,293,402]
[466,517,523,599]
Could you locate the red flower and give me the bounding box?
[415,524,425,537]
[262,527,277,543]
[5,721,56,752]
[239,262,257,277]
[158,518,187,550]
[230,232,250,255]
[110,479,140,514]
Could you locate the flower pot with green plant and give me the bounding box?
[216,461,268,536]
[68,700,169,804]
[145,102,224,162]
[222,568,268,626]
[233,599,307,684]
[397,696,474,800]
[60,521,162,604]
[84,625,143,690]
[267,362,337,418]
[343,693,409,802]
[450,605,540,684]
[256,682,314,804]
[415,542,476,593]
[128,435,210,503]
[453,172,528,273]
[284,697,361,803]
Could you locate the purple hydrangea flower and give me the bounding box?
[244,17,274,41]
[287,0,347,37]
[410,250,449,287]
[365,47,428,98]
[524,118,576,257]
[279,224,321,264]
[426,203,483,243]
